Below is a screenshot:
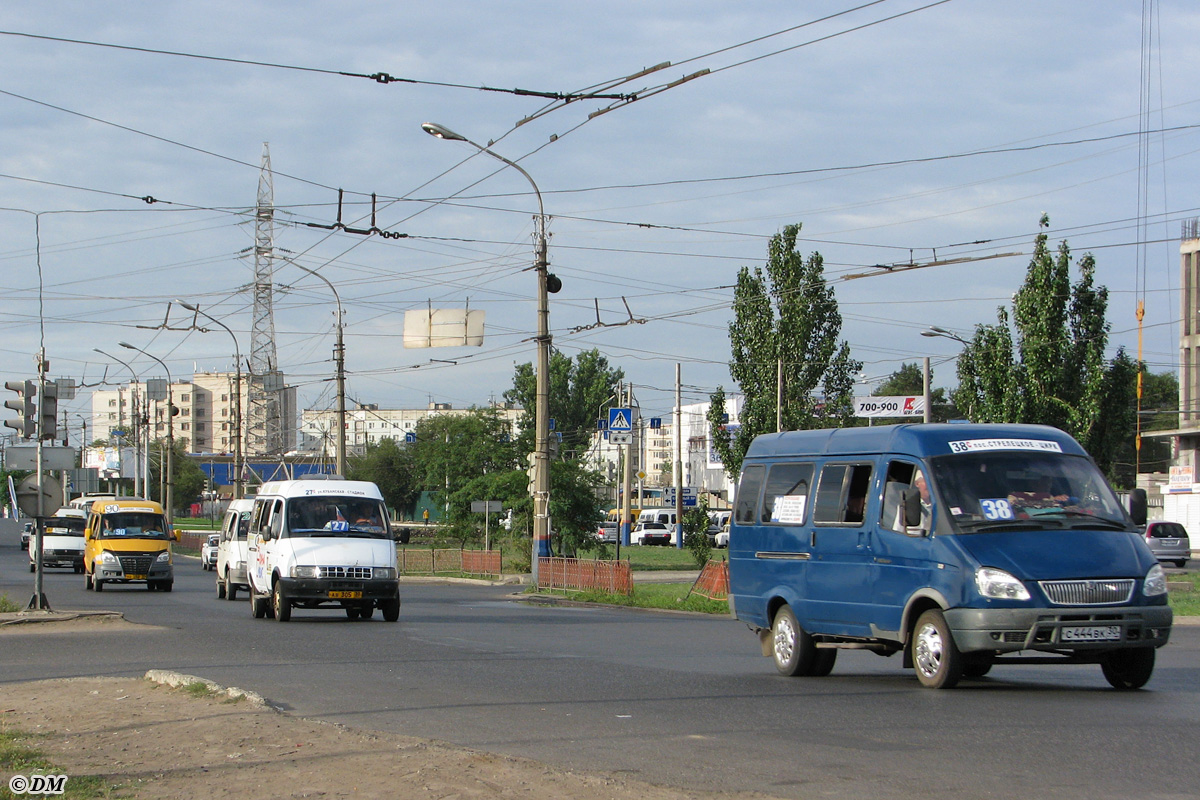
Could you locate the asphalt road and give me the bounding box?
[3,534,1199,800]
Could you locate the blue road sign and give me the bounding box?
[608,407,633,432]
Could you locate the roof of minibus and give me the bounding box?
[255,478,384,500]
[88,497,165,514]
[743,423,1088,462]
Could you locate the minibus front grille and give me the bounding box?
[118,555,153,575]
[1039,579,1134,606]
[319,566,374,580]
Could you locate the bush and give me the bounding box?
[682,499,711,568]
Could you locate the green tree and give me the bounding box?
[952,219,1136,482]
[147,440,207,513]
[682,497,712,568]
[346,437,421,517]
[505,348,624,456]
[708,224,862,478]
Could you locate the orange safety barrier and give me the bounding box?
[537,557,633,595]
[690,559,729,601]
[398,547,502,577]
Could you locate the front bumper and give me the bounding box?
[96,554,173,584]
[276,577,400,604]
[945,605,1173,654]
[37,551,84,569]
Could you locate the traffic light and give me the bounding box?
[4,380,36,439]
[39,381,58,442]
[526,451,538,494]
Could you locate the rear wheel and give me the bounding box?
[159,581,173,593]
[1101,648,1155,690]
[345,606,361,620]
[963,656,994,679]
[250,589,269,618]
[94,579,104,592]
[224,573,238,602]
[770,604,821,676]
[85,571,93,590]
[912,609,962,689]
[359,602,374,620]
[29,563,35,573]
[217,575,226,599]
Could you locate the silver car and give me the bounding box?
[1143,521,1190,568]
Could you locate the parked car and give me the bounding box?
[1143,521,1190,567]
[595,521,618,543]
[21,522,33,551]
[201,534,220,570]
[631,521,671,546]
[714,519,730,548]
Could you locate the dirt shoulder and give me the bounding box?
[0,623,777,800]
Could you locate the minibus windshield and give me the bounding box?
[286,497,390,538]
[97,513,170,539]
[46,517,86,536]
[930,451,1128,531]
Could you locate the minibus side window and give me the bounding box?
[880,461,919,532]
[761,463,815,524]
[814,463,873,525]
[735,466,765,524]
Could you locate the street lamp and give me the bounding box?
[422,121,556,583]
[921,326,968,345]
[176,300,243,499]
[279,264,345,477]
[119,342,173,517]
[920,327,970,424]
[94,348,144,497]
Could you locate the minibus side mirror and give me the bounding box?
[1128,488,1148,526]
[904,489,922,529]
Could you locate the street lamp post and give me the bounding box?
[422,122,553,584]
[280,264,345,476]
[119,343,173,516]
[921,327,970,424]
[177,301,243,499]
[94,348,143,497]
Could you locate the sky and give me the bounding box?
[2,0,1198,448]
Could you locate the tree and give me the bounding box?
[952,219,1136,482]
[504,348,624,456]
[709,224,862,478]
[346,437,421,517]
[147,439,207,513]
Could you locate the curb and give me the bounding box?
[143,669,272,708]
[0,610,124,626]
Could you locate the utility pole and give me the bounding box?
[674,364,683,549]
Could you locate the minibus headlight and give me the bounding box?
[1143,564,1168,597]
[291,565,319,578]
[100,551,120,565]
[156,551,171,563]
[975,567,1031,600]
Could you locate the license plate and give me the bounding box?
[328,591,362,599]
[1061,625,1121,642]
[126,574,147,580]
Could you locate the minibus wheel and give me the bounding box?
[770,604,819,676]
[1101,648,1154,690]
[912,609,963,689]
[380,597,401,622]
[272,581,291,622]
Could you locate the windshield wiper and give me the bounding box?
[958,519,1060,533]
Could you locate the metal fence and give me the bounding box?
[397,547,503,578]
[536,557,633,595]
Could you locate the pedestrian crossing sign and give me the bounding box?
[608,408,633,432]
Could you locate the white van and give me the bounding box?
[246,477,400,622]
[30,509,87,573]
[631,507,679,545]
[215,498,254,601]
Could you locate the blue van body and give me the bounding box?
[728,423,1172,689]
